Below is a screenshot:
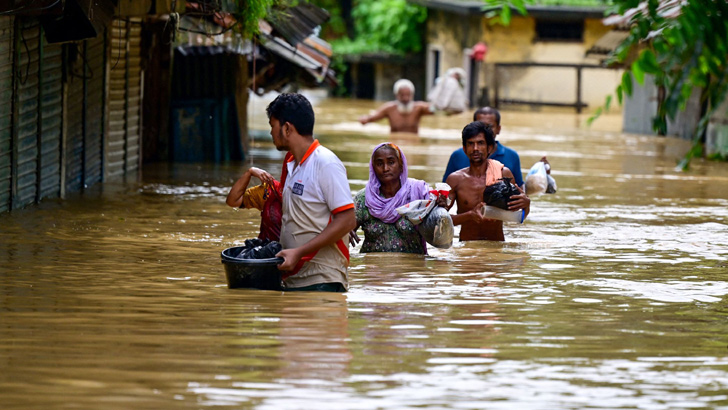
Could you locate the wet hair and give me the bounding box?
[472,106,501,125]
[393,79,415,94]
[462,121,495,147]
[266,93,315,136]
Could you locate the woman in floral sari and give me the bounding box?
[352,143,444,254]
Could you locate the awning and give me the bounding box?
[178,1,336,91]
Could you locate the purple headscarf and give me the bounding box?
[365,142,430,223]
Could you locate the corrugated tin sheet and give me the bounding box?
[13,19,40,209]
[265,2,329,46]
[38,31,62,200]
[106,18,128,179]
[84,35,105,187]
[0,16,14,213]
[66,43,85,193]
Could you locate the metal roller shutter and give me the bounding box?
[106,18,127,179]
[125,18,142,174]
[84,35,105,187]
[65,41,85,194]
[38,31,63,200]
[0,16,13,212]
[13,19,40,209]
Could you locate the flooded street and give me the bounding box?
[2,96,728,409]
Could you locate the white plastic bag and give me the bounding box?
[395,183,454,248]
[395,198,436,225]
[546,174,557,194]
[525,161,548,195]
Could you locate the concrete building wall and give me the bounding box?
[425,12,622,111]
[706,98,728,157]
[623,74,659,135]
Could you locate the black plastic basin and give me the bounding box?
[221,246,284,290]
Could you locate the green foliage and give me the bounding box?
[601,0,728,169]
[326,0,427,56]
[308,0,347,39]
[328,54,349,97]
[483,0,611,25]
[488,0,728,168]
[228,0,279,37]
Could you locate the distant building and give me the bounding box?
[341,52,427,102]
[410,0,623,112]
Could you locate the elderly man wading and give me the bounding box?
[359,79,434,135]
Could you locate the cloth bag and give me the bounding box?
[395,183,454,249]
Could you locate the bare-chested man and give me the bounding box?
[446,121,530,241]
[359,79,433,134]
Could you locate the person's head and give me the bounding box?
[472,106,501,136]
[393,79,415,108]
[266,93,315,150]
[371,143,404,186]
[447,68,467,85]
[461,121,496,164]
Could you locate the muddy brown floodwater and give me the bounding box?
[2,95,728,409]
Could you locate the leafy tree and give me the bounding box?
[311,0,427,55]
[485,0,728,169]
[310,0,427,95]
[600,0,728,169]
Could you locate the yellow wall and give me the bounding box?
[426,12,623,111]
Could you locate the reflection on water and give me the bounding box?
[2,97,728,409]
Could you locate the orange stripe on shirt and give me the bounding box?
[299,139,320,165]
[331,203,354,214]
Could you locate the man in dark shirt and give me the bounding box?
[442,107,524,188]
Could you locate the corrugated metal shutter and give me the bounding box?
[125,18,142,174]
[84,35,105,187]
[13,19,40,209]
[106,18,127,179]
[65,42,85,193]
[38,30,63,200]
[0,16,13,213]
[107,18,143,180]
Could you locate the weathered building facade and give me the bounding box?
[411,0,622,111]
[0,1,335,213]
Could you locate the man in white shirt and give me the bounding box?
[267,93,356,292]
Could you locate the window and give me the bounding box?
[535,19,584,42]
[426,46,442,96]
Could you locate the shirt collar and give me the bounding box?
[288,139,320,166]
[493,141,505,156]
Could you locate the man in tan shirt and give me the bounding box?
[267,93,356,292]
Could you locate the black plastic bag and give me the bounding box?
[482,177,520,210]
[236,238,282,259]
